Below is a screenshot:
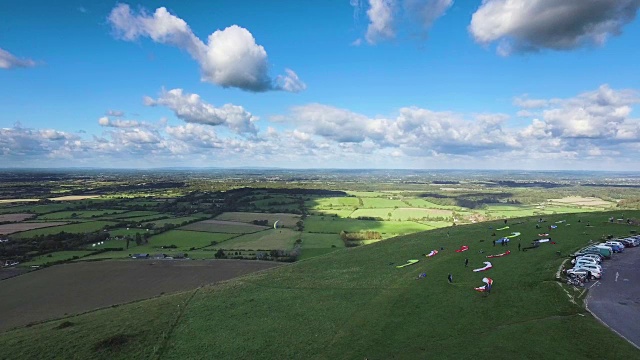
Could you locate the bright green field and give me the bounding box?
[401,198,461,210]
[299,232,343,248]
[360,197,407,208]
[349,208,395,219]
[20,251,95,266]
[305,196,360,209]
[210,228,300,250]
[11,221,115,238]
[2,211,638,359]
[304,215,434,237]
[345,191,387,197]
[392,207,453,220]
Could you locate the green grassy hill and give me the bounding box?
[1,210,639,359]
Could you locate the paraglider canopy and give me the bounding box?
[273,220,279,229]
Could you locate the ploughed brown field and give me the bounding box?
[0,222,67,235]
[0,213,34,222]
[0,260,282,332]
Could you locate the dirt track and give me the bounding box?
[0,260,282,332]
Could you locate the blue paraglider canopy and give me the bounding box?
[496,237,510,244]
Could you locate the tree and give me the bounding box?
[214,249,226,259]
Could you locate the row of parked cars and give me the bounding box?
[566,236,640,280]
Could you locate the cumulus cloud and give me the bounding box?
[144,88,258,135]
[469,0,640,55]
[98,116,141,128]
[516,85,640,140]
[4,85,640,169]
[280,103,516,155]
[0,48,37,69]
[108,4,305,92]
[0,126,78,157]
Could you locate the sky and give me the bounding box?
[1,0,640,170]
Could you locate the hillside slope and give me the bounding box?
[1,210,639,359]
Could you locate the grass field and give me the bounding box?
[299,232,343,248]
[0,260,283,333]
[349,208,394,219]
[306,196,360,209]
[0,203,71,215]
[20,251,94,266]
[360,197,407,208]
[143,215,209,227]
[401,198,461,210]
[210,228,300,250]
[148,230,235,249]
[11,221,114,238]
[181,219,268,234]
[37,210,128,220]
[215,212,301,228]
[307,209,354,217]
[88,230,235,253]
[110,211,161,219]
[2,211,637,358]
[304,215,435,237]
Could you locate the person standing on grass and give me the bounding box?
[518,242,521,251]
[448,273,453,283]
[493,240,496,247]
[465,258,469,267]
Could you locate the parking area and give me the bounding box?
[586,246,640,349]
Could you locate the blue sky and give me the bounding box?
[1,0,640,170]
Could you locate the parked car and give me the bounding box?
[577,246,612,259]
[572,255,601,265]
[601,241,624,253]
[574,264,603,277]
[620,238,636,247]
[574,258,599,268]
[568,266,602,280]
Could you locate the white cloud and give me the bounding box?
[539,85,639,139]
[105,110,125,117]
[145,88,258,135]
[98,116,141,128]
[108,4,305,92]
[362,0,452,44]
[469,0,640,55]
[4,85,640,169]
[279,103,516,155]
[0,48,36,69]
[366,0,397,44]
